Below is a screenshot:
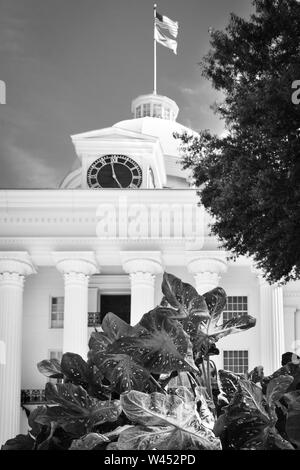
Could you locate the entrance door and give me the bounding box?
[100,294,131,324]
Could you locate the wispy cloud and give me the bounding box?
[175,79,225,135]
[0,1,28,57]
[1,139,60,188]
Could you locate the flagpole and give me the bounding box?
[153,3,157,95]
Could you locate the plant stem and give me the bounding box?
[206,357,212,400]
[150,375,167,394]
[187,373,197,397]
[201,362,208,388]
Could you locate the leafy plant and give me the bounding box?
[115,387,220,450]
[2,272,297,450]
[214,374,295,450]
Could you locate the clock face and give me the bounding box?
[87,155,143,189]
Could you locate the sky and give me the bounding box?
[0,0,253,189]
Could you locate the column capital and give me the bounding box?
[186,250,228,275]
[0,252,36,277]
[52,251,100,276]
[120,251,163,275]
[185,251,227,294]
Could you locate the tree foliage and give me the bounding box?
[179,0,300,283]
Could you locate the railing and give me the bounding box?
[21,389,46,405]
[88,312,102,327]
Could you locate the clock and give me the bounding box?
[87,155,143,189]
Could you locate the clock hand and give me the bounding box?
[111,162,122,188]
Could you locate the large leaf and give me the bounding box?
[88,313,146,363]
[37,358,63,379]
[118,388,221,450]
[89,331,112,356]
[193,386,216,430]
[107,313,196,374]
[69,433,109,450]
[285,391,300,449]
[181,286,255,359]
[203,287,227,323]
[263,362,300,393]
[184,312,256,359]
[215,377,294,450]
[247,365,264,384]
[1,434,35,450]
[28,406,51,437]
[102,312,145,341]
[61,353,92,386]
[218,369,242,404]
[36,405,87,436]
[44,383,121,432]
[162,272,209,319]
[266,375,293,415]
[141,306,187,323]
[93,353,157,394]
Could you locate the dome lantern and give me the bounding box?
[131,93,179,121]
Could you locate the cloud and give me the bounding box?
[1,141,60,188]
[175,79,225,134]
[0,5,28,57]
[179,86,198,96]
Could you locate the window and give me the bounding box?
[136,106,141,118]
[223,296,248,323]
[50,297,64,328]
[142,103,151,117]
[153,104,162,118]
[164,107,170,119]
[223,350,249,374]
[100,294,131,324]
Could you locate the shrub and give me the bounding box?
[2,273,299,450]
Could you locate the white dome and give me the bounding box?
[113,116,196,160]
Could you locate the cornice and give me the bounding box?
[0,189,202,208]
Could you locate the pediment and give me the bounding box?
[71,126,158,144]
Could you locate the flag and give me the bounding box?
[155,12,178,38]
[155,10,178,54]
[154,27,178,54]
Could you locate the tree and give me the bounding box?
[179,0,300,284]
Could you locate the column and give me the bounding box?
[186,251,228,294]
[0,252,36,446]
[255,272,285,375]
[284,306,297,355]
[53,252,99,359]
[272,285,285,369]
[257,276,274,375]
[120,251,163,325]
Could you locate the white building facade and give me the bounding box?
[0,93,299,445]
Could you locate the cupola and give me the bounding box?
[131,93,179,121]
